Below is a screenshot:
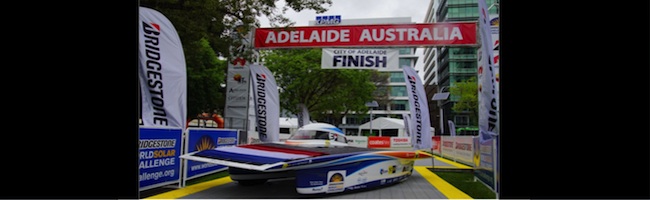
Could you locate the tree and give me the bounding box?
[261,48,385,126]
[450,76,479,126]
[139,0,332,60]
[185,38,227,117]
[138,0,332,119]
[370,72,391,111]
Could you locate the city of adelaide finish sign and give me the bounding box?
[254,22,477,49]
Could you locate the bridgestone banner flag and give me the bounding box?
[255,22,477,49]
[448,120,456,137]
[402,66,432,150]
[402,113,411,137]
[250,64,280,142]
[477,0,499,143]
[139,7,187,129]
[490,13,500,109]
[297,104,310,128]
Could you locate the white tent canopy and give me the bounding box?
[356,117,435,137]
[279,117,299,128]
[358,117,404,130]
[357,117,405,136]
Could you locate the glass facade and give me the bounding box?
[426,0,498,135]
[399,58,411,68]
[390,100,409,111]
[390,86,407,97]
[389,72,405,82]
[449,48,476,60]
[447,7,478,19]
[398,48,412,55]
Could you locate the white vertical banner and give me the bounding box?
[224,63,250,128]
[448,120,456,137]
[490,13,500,109]
[402,66,432,150]
[402,113,411,137]
[477,0,499,143]
[139,6,187,129]
[250,64,280,142]
[297,104,311,128]
[225,23,254,130]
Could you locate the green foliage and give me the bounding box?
[139,0,332,60]
[138,0,332,118]
[434,171,497,199]
[262,48,381,125]
[370,72,391,109]
[186,38,227,117]
[450,76,479,126]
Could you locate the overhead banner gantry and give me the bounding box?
[254,22,477,49]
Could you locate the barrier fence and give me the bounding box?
[138,126,244,191]
[139,127,495,192]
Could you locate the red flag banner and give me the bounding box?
[254,22,477,49]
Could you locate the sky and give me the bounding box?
[257,0,433,76]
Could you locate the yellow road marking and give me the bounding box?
[144,176,233,199]
[414,166,473,199]
[145,155,470,199]
[428,166,465,169]
[433,155,472,169]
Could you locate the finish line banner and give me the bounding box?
[321,48,399,71]
[254,22,477,49]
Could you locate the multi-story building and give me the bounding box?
[307,17,420,137]
[423,0,499,135]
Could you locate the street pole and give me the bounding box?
[435,96,441,170]
[369,107,373,136]
[439,106,444,135]
[365,101,378,137]
[438,86,448,136]
[431,86,450,170]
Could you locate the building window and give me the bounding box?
[399,48,411,55]
[446,6,478,19]
[449,47,476,59]
[390,86,407,97]
[390,100,409,111]
[454,115,469,126]
[399,58,411,68]
[449,61,476,73]
[347,117,359,125]
[375,86,390,97]
[390,72,405,82]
